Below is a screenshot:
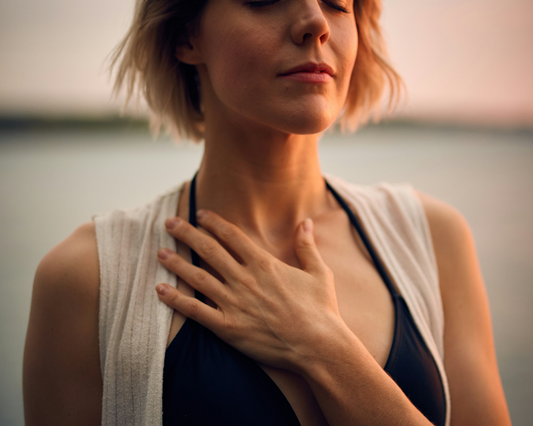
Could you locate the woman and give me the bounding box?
[23,0,512,425]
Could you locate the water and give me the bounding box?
[1,124,532,425]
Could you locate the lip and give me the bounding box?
[279,62,335,77]
[278,72,332,83]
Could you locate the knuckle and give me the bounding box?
[241,275,257,288]
[172,221,188,236]
[220,225,238,241]
[198,239,217,258]
[222,317,239,335]
[168,253,182,268]
[323,266,334,281]
[192,270,208,287]
[299,238,314,249]
[167,290,180,306]
[185,300,199,317]
[257,256,274,273]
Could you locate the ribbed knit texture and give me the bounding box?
[94,175,450,426]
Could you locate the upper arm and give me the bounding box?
[415,191,511,426]
[23,222,102,426]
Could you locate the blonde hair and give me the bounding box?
[111,0,403,142]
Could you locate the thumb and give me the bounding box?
[294,218,326,276]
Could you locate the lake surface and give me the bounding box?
[1,124,532,425]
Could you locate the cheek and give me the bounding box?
[204,22,277,102]
[335,22,359,90]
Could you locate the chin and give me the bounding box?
[227,97,339,136]
[283,121,331,135]
[273,110,336,135]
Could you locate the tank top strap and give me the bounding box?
[188,172,205,302]
[324,179,401,300]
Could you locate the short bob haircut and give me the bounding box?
[111,0,403,142]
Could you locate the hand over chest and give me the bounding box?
[259,213,396,426]
[166,209,397,426]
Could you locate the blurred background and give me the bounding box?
[1,0,532,425]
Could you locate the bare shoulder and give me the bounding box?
[413,190,472,250]
[34,221,100,298]
[24,222,102,426]
[413,190,476,287]
[414,190,511,426]
[413,189,486,340]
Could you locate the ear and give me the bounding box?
[175,39,203,65]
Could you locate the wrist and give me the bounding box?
[289,313,357,379]
[290,321,431,426]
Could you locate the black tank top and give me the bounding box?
[163,174,446,426]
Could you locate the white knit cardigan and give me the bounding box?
[94,174,451,426]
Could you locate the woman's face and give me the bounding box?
[186,0,358,135]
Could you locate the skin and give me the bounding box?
[23,0,512,425]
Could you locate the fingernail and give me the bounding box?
[156,284,168,296]
[304,218,313,234]
[196,209,207,220]
[158,248,172,260]
[166,217,181,229]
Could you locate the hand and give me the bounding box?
[155,209,344,373]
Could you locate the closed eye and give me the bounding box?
[246,0,350,14]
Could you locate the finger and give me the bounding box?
[155,283,223,332]
[165,217,243,279]
[158,248,227,304]
[196,209,263,265]
[293,218,328,276]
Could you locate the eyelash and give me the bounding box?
[247,0,350,14]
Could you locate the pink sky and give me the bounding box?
[0,0,532,127]
[383,0,533,126]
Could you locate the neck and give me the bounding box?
[195,126,331,250]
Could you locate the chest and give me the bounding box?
[166,211,397,426]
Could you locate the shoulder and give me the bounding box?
[413,190,471,246]
[34,221,100,304]
[413,190,479,300]
[24,222,102,424]
[30,221,100,347]
[412,190,491,355]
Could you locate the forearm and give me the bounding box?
[296,320,432,426]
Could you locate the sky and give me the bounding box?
[0,0,532,127]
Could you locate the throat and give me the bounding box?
[193,167,332,245]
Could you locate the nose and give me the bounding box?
[290,0,331,46]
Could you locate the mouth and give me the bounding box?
[279,62,335,77]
